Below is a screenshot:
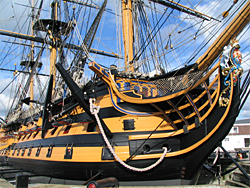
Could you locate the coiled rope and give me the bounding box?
[89,98,168,172]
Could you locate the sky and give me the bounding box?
[0,0,250,121]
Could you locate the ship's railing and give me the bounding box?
[152,70,204,94]
[116,70,204,97]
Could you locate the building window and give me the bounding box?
[230,127,239,134]
[244,138,250,147]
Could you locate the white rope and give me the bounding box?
[89,98,168,172]
[212,147,220,166]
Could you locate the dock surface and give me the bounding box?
[0,178,238,188]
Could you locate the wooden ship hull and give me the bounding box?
[0,0,250,185]
[0,62,241,183]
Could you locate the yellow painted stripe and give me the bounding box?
[128,74,221,140]
[132,73,234,160]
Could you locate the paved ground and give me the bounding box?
[0,178,14,188]
[0,178,237,188]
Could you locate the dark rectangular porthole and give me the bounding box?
[46,144,53,158]
[101,147,114,160]
[33,131,39,138]
[22,134,27,140]
[63,125,71,134]
[21,147,26,156]
[64,143,73,159]
[12,148,16,156]
[36,144,42,157]
[87,122,96,132]
[51,127,58,135]
[28,146,33,156]
[123,119,135,130]
[17,148,21,156]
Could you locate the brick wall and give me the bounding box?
[229,125,250,135]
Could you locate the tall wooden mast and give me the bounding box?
[122,0,134,72]
[30,0,35,109]
[49,1,58,94]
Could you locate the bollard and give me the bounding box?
[16,174,29,188]
[86,177,119,188]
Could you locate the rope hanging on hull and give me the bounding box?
[89,98,168,172]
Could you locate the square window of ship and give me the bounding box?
[51,127,58,135]
[87,122,96,132]
[33,131,39,138]
[123,119,135,130]
[63,125,72,134]
[17,148,21,156]
[22,134,27,140]
[46,145,53,158]
[36,145,42,157]
[12,148,16,156]
[28,146,33,156]
[27,133,32,140]
[21,148,26,156]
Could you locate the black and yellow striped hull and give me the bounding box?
[0,63,240,184]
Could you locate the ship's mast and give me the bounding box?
[122,0,134,72]
[30,0,35,109]
[50,1,58,94]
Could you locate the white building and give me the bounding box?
[222,118,250,152]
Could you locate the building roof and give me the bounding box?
[235,118,250,125]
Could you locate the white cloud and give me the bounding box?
[0,93,13,117]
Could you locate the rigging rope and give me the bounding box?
[89,98,168,172]
[133,1,171,64]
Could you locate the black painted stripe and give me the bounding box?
[13,129,174,149]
